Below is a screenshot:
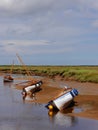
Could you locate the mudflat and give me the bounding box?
[15,77,98,120]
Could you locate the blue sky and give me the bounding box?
[0,0,98,65]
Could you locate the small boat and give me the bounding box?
[3,60,14,82]
[45,88,78,111]
[22,80,43,96]
[3,74,14,82]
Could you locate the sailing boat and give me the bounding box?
[16,53,43,96]
[3,61,14,82]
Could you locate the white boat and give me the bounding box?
[22,80,43,96]
[45,88,78,111]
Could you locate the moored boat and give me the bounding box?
[22,80,43,96]
[3,74,14,82]
[45,88,78,111]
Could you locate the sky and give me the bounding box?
[0,0,98,65]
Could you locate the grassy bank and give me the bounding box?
[0,65,98,83]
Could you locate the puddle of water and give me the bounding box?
[0,75,98,130]
[73,107,83,113]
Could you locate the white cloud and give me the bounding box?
[0,0,98,65]
[2,40,51,46]
[0,0,98,17]
[74,0,98,17]
[0,0,97,39]
[0,39,74,56]
[0,23,32,37]
[0,0,57,17]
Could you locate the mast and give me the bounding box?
[16,53,35,81]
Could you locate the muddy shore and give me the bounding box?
[15,77,98,120]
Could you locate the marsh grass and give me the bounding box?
[1,65,98,83]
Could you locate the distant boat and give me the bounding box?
[3,74,14,82]
[3,60,14,82]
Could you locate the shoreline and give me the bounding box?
[14,77,98,120]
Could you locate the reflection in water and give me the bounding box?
[22,93,37,101]
[48,108,77,127]
[3,81,13,87]
[1,75,98,130]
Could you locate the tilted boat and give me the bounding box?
[45,88,78,111]
[22,80,43,96]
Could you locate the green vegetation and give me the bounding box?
[0,65,98,83]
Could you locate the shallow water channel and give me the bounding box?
[0,75,98,130]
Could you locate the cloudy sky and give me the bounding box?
[0,0,98,65]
